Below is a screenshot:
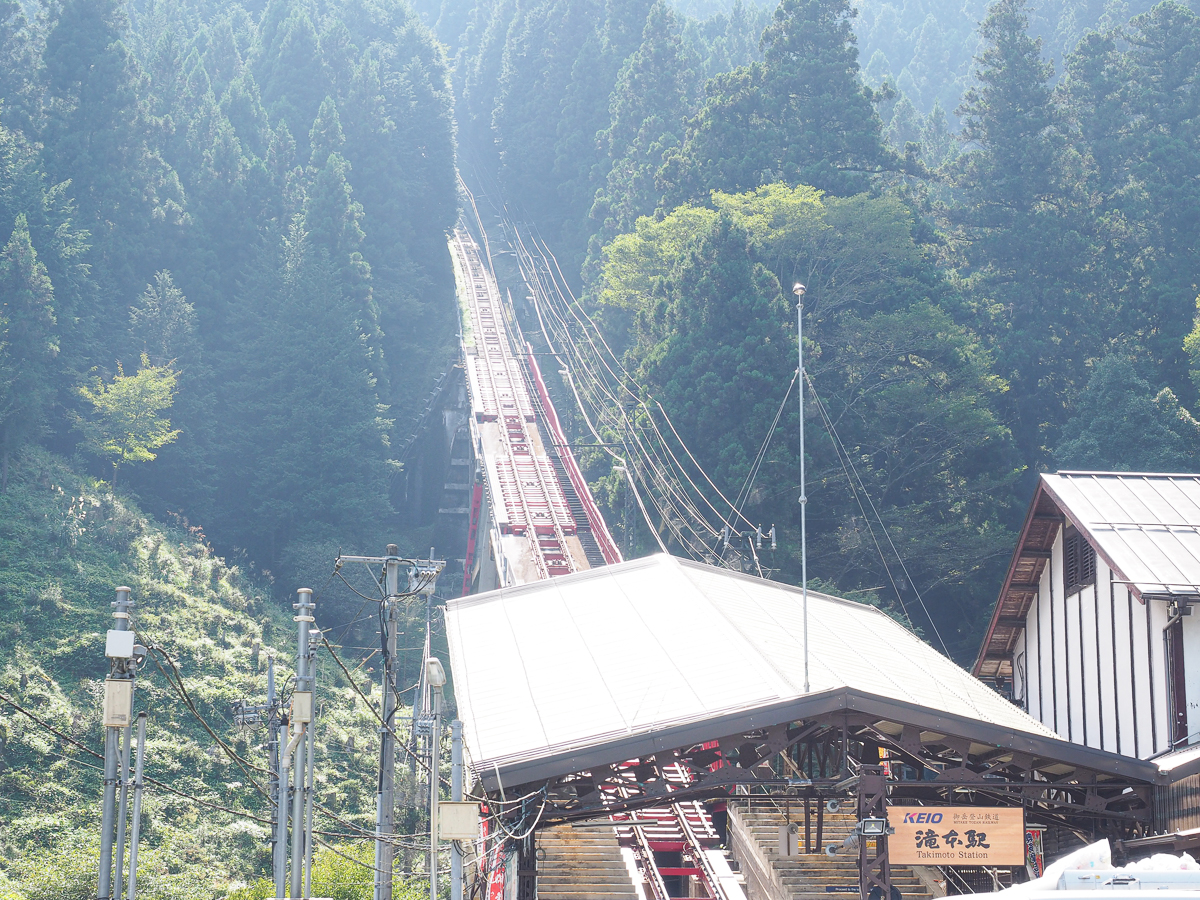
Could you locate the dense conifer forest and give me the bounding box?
[1,0,1200,888]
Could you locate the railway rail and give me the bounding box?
[450,202,738,900]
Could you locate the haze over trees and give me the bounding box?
[427,0,1200,656]
[2,0,1200,888]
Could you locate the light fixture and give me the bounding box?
[858,817,888,835]
[426,657,447,688]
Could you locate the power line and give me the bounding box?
[0,690,104,760]
[804,373,951,656]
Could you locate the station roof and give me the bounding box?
[1043,471,1200,598]
[975,471,1200,681]
[445,554,1158,791]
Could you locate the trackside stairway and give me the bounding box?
[537,824,641,900]
[729,802,937,900]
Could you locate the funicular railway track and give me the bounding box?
[452,227,582,582]
[450,197,741,900]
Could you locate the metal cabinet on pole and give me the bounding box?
[98,587,147,900]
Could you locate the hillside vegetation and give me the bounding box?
[3,0,1200,886]
[0,447,436,899]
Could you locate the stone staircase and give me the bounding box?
[537,824,640,900]
[729,802,938,900]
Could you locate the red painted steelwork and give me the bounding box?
[525,345,623,565]
[461,481,484,596]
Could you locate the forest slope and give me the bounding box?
[0,446,439,899]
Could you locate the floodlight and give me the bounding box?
[859,817,888,835]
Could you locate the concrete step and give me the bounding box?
[535,824,637,900]
[729,803,934,900]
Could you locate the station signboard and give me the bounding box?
[889,806,1025,866]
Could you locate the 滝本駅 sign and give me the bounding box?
[889,807,1024,865]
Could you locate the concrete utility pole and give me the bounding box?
[99,587,145,900]
[273,712,289,896]
[794,282,810,695]
[125,711,148,900]
[337,546,444,900]
[290,588,316,900]
[427,658,447,900]
[266,658,280,888]
[338,542,446,900]
[378,545,401,900]
[450,720,464,900]
[272,589,317,898]
[236,656,287,896]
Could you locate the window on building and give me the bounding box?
[1064,525,1096,595]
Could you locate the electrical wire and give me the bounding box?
[143,643,274,803]
[0,690,104,760]
[804,374,950,656]
[318,633,447,787]
[733,370,796,515]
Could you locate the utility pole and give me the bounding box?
[233,658,287,893]
[125,711,148,900]
[267,658,280,889]
[99,587,145,900]
[378,545,401,900]
[427,658,446,900]
[290,588,316,900]
[450,720,464,900]
[337,546,444,900]
[794,282,810,695]
[235,657,284,894]
[273,713,289,896]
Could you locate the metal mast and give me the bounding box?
[794,283,810,694]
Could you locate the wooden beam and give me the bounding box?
[1020,549,1053,559]
[997,616,1026,628]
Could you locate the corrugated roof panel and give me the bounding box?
[1044,473,1200,593]
[447,554,1058,779]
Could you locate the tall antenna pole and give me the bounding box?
[793,283,810,694]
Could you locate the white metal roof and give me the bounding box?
[1042,472,1200,596]
[445,554,1070,786]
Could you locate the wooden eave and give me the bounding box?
[972,476,1141,681]
[972,483,1064,681]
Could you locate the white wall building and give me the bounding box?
[974,472,1200,759]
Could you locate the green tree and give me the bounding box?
[77,352,180,486]
[948,0,1087,467]
[210,220,392,568]
[587,0,697,270]
[0,214,58,490]
[251,0,330,158]
[597,184,1018,657]
[41,0,184,360]
[129,270,196,366]
[660,0,894,204]
[1055,354,1200,472]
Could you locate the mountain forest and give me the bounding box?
[0,0,1198,888]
